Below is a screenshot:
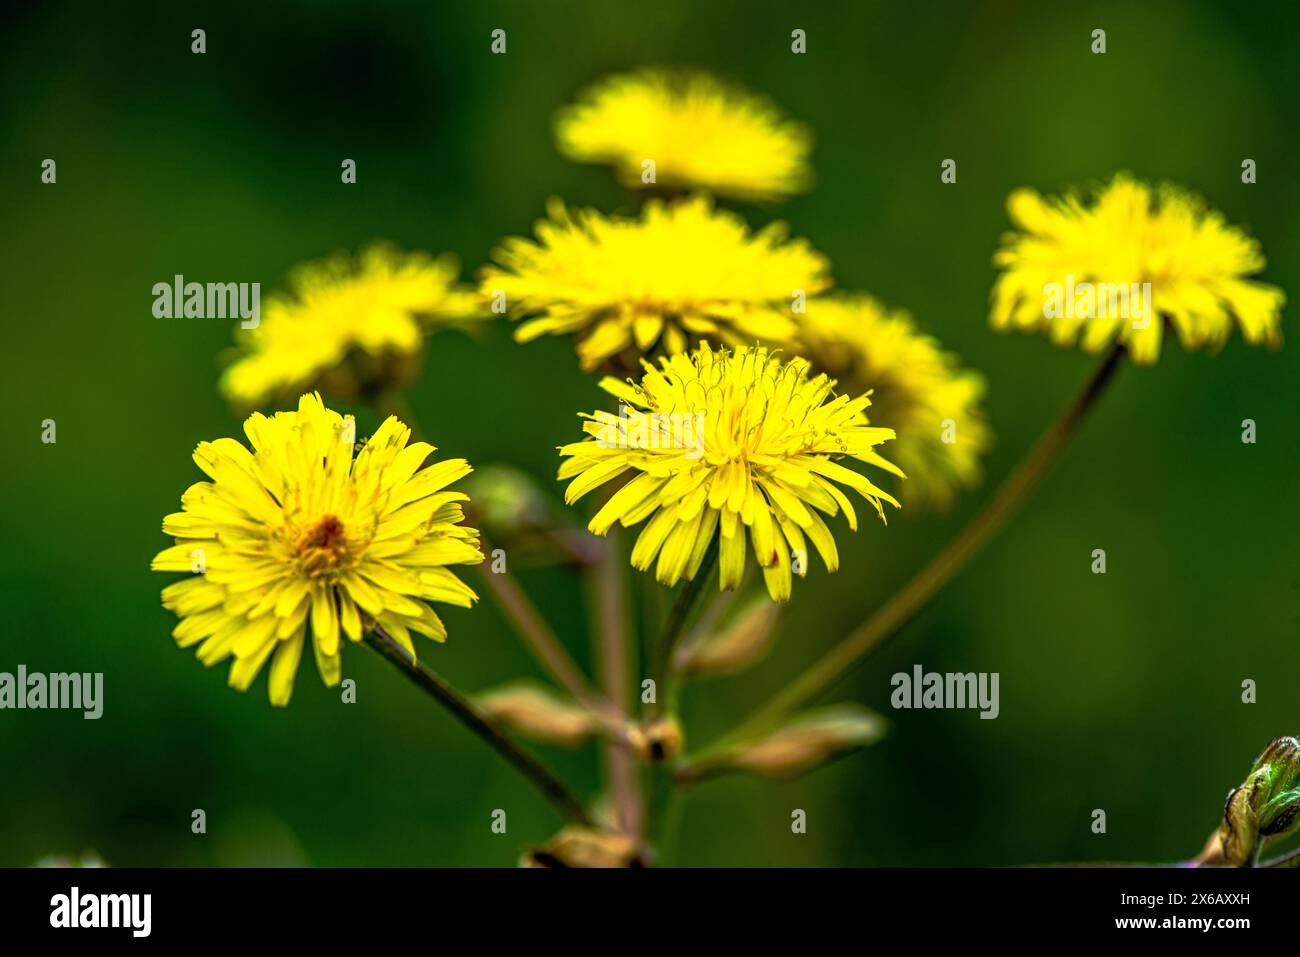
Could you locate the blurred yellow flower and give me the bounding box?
[482,196,830,371]
[991,175,1285,363]
[152,393,482,705]
[556,69,812,202]
[558,344,900,602]
[221,244,484,407]
[793,295,990,510]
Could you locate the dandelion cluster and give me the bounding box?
[146,54,1289,875]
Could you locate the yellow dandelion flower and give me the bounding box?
[555,69,812,202]
[991,175,1286,363]
[792,295,991,510]
[221,244,485,407]
[557,344,901,602]
[151,392,483,706]
[481,195,831,371]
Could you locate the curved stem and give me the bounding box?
[651,536,720,722]
[475,533,634,748]
[363,626,592,827]
[694,344,1127,759]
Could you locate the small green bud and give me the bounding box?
[462,465,603,565]
[1247,737,1300,836]
[463,464,553,535]
[1218,735,1300,866]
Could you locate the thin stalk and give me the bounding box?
[647,764,685,863]
[586,529,641,837]
[475,533,634,748]
[650,536,720,721]
[641,538,721,860]
[363,626,591,826]
[693,344,1127,760]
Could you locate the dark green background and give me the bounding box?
[2,0,1296,866]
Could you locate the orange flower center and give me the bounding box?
[294,515,352,576]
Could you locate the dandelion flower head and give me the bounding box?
[221,244,485,406]
[152,393,482,704]
[555,68,812,202]
[482,196,830,371]
[557,344,901,601]
[991,175,1285,363]
[793,294,990,510]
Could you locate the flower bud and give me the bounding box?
[1217,735,1300,866]
[520,827,645,868]
[1253,737,1300,817]
[475,681,597,748]
[640,717,684,763]
[704,705,885,781]
[673,597,780,677]
[463,465,604,565]
[463,465,554,537]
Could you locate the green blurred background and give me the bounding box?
[2,0,1297,867]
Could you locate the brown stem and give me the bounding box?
[475,533,634,748]
[586,529,642,837]
[363,626,591,826]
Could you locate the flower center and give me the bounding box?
[294,514,352,577]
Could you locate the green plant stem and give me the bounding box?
[647,765,686,864]
[640,537,721,860]
[475,532,634,748]
[691,343,1127,762]
[586,529,642,837]
[363,626,592,827]
[651,536,720,721]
